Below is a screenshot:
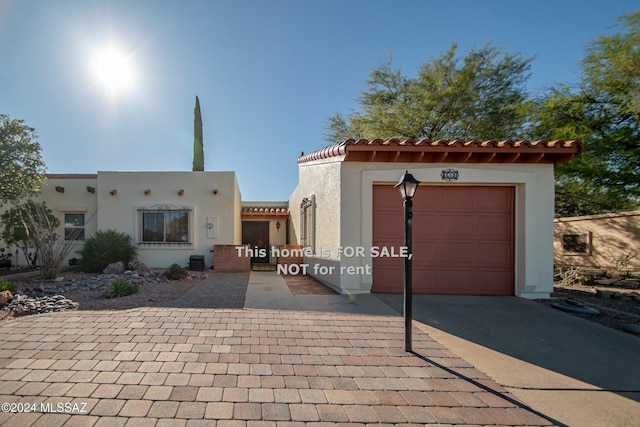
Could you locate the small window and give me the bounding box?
[64,213,85,241]
[562,233,591,254]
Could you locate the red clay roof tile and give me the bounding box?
[298,139,582,165]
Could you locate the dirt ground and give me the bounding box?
[546,279,640,335]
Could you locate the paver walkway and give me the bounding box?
[161,272,250,309]
[0,272,556,426]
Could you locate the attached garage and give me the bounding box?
[290,138,582,299]
[372,185,514,295]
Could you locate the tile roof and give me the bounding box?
[298,138,582,165]
[241,206,290,217]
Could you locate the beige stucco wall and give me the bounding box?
[288,160,342,288]
[554,211,640,272]
[289,161,556,299]
[0,175,99,267]
[96,171,240,268]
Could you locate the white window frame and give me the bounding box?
[136,205,194,247]
[62,211,86,241]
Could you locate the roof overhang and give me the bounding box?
[298,139,583,165]
[241,206,290,219]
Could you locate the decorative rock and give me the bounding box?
[612,292,625,300]
[3,294,78,316]
[53,277,64,282]
[128,260,150,273]
[0,290,13,306]
[103,261,125,275]
[623,323,640,334]
[596,290,612,299]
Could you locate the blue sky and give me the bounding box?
[0,0,636,201]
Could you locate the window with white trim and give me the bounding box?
[64,213,85,241]
[138,207,192,246]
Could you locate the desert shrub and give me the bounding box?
[103,278,138,299]
[555,266,583,287]
[164,263,188,280]
[0,281,15,292]
[79,230,136,273]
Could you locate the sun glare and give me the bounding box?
[91,44,136,95]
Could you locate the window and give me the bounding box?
[562,233,591,255]
[64,213,85,241]
[139,208,191,245]
[300,195,315,251]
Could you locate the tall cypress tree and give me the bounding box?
[193,96,204,171]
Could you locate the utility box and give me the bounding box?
[189,255,205,271]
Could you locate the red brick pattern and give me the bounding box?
[276,244,304,266]
[0,308,554,426]
[214,245,250,272]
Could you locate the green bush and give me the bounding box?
[103,278,138,299]
[164,263,188,280]
[0,281,15,292]
[79,229,136,273]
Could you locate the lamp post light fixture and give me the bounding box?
[394,170,420,352]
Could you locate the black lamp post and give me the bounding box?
[394,170,420,352]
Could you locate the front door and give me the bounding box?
[242,221,270,264]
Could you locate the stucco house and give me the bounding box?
[1,138,582,299]
[289,139,582,299]
[1,171,287,270]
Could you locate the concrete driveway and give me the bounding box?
[375,294,640,427]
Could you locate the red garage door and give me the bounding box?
[372,185,514,295]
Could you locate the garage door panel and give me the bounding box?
[437,242,476,263]
[477,187,513,211]
[441,215,476,236]
[476,215,512,236]
[477,242,511,264]
[440,189,477,210]
[372,185,514,295]
[476,271,512,294]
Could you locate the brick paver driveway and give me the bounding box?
[0,307,555,426]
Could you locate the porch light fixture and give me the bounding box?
[276,220,281,231]
[213,189,219,195]
[394,170,420,352]
[144,189,151,195]
[178,189,185,196]
[110,189,117,196]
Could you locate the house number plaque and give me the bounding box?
[441,169,459,181]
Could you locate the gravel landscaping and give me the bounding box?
[0,269,207,322]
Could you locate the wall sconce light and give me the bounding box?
[213,189,219,195]
[144,189,151,195]
[110,189,117,196]
[178,189,185,196]
[276,220,281,231]
[207,222,213,229]
[86,186,95,194]
[55,186,65,193]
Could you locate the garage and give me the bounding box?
[372,185,515,295]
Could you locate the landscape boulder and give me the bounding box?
[0,290,13,306]
[103,261,125,275]
[128,260,151,274]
